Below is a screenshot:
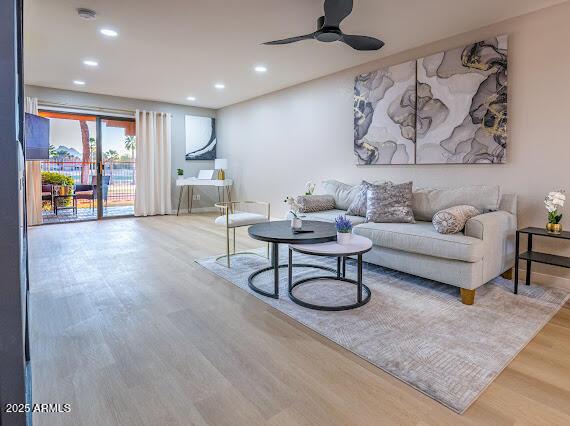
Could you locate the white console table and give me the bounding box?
[176,178,233,216]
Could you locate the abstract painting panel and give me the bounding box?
[354,60,416,165]
[416,35,508,164]
[185,115,216,160]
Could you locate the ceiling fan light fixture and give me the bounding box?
[263,0,384,51]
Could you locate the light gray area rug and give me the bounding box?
[196,248,569,413]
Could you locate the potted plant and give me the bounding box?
[335,215,353,244]
[41,171,74,196]
[304,181,316,196]
[284,196,303,230]
[545,190,565,233]
[177,168,184,178]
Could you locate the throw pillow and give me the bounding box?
[295,195,336,213]
[321,180,361,210]
[366,182,415,223]
[432,205,481,234]
[347,180,392,217]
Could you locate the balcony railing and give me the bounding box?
[40,160,135,206]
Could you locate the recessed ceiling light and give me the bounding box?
[186,96,196,101]
[100,28,118,37]
[254,65,267,73]
[83,60,99,67]
[73,80,86,86]
[214,83,225,89]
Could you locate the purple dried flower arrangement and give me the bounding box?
[335,215,353,233]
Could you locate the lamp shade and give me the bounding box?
[214,158,228,170]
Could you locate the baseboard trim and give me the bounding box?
[518,268,570,292]
[170,207,219,215]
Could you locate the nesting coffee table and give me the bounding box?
[289,235,372,311]
[247,221,373,311]
[248,221,337,299]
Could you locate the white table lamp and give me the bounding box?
[215,158,228,180]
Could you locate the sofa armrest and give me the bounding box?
[464,211,517,282]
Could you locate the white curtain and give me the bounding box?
[25,97,43,226]
[134,110,172,216]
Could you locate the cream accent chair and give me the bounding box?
[214,201,270,267]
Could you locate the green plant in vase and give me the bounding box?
[177,168,184,177]
[42,171,75,207]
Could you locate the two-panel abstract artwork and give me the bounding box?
[354,35,508,165]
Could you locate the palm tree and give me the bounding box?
[124,136,136,159]
[79,120,90,184]
[104,149,119,161]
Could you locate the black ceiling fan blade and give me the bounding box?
[263,33,316,45]
[323,0,353,27]
[341,34,384,51]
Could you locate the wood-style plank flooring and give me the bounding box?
[28,214,570,425]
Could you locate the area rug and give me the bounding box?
[196,249,568,413]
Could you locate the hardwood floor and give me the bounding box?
[28,214,570,425]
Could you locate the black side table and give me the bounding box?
[514,227,570,294]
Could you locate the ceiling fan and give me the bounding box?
[263,0,384,51]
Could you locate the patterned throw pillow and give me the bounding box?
[432,205,481,234]
[366,182,415,223]
[295,195,336,213]
[346,181,385,217]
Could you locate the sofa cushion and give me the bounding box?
[300,209,366,226]
[346,180,392,217]
[321,180,361,210]
[295,194,336,213]
[215,212,269,228]
[432,205,481,234]
[353,221,484,262]
[366,181,415,223]
[412,185,500,221]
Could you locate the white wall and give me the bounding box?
[217,2,570,286]
[25,85,218,211]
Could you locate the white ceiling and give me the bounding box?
[25,0,567,110]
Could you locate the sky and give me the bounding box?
[48,117,132,157]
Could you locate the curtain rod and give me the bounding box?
[38,100,135,118]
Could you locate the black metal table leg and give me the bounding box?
[357,254,363,303]
[337,257,341,278]
[526,234,533,286]
[342,256,346,278]
[514,230,519,294]
[273,243,279,298]
[249,244,336,300]
[288,248,293,292]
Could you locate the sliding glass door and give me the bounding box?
[35,111,135,223]
[99,117,136,218]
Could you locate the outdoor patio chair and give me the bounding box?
[75,184,95,210]
[91,175,111,208]
[41,184,54,211]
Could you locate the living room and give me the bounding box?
[2,0,570,425]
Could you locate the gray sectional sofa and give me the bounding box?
[301,181,517,305]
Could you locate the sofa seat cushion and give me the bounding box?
[353,221,483,262]
[300,209,366,226]
[215,212,268,228]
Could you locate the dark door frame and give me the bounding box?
[0,0,29,424]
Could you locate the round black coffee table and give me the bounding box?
[247,221,337,299]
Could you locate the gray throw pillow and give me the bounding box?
[432,205,481,234]
[347,180,392,217]
[366,182,415,223]
[295,195,336,213]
